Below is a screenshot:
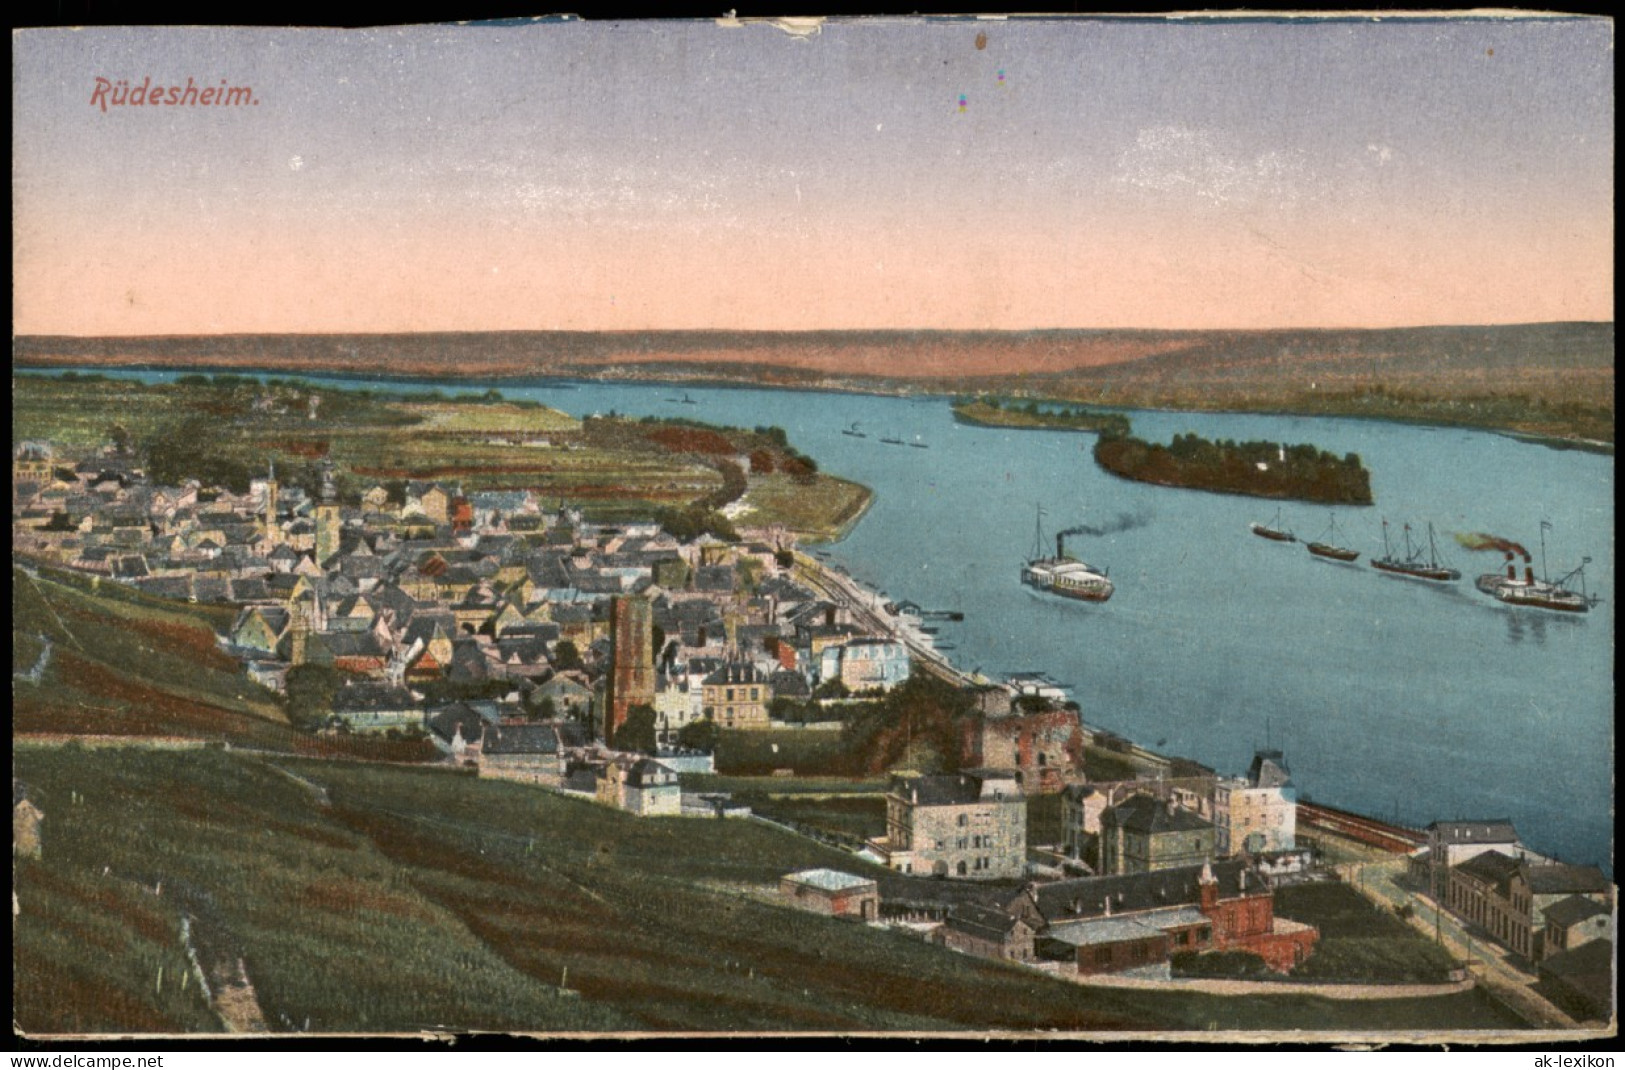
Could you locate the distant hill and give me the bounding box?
[13,322,1611,379]
[1044,322,1614,385]
[14,322,1613,442]
[13,328,1196,380]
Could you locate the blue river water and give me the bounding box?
[22,369,1614,871]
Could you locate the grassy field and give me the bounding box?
[746,796,889,841]
[1276,882,1462,985]
[713,727,856,776]
[733,472,874,542]
[12,746,1527,1035]
[680,774,888,796]
[411,401,580,433]
[13,565,288,741]
[745,791,1065,847]
[13,749,629,1035]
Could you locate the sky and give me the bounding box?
[11,16,1615,335]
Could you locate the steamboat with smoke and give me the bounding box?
[1467,523,1601,613]
[1370,520,1460,582]
[1021,505,1115,603]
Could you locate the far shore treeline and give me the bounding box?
[12,321,1614,447]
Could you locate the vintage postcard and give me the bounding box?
[11,14,1614,1044]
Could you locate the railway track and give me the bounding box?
[1299,801,1426,854]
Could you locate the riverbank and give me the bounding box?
[730,472,874,544]
[1499,431,1614,456]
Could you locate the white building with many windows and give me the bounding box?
[1213,750,1297,857]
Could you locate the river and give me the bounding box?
[20,368,1614,871]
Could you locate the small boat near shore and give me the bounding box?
[841,422,866,438]
[1306,514,1360,562]
[1250,507,1296,543]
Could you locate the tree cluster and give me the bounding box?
[283,663,343,731]
[653,506,739,544]
[839,674,978,776]
[1094,432,1372,504]
[676,717,720,753]
[612,703,658,754]
[145,416,256,494]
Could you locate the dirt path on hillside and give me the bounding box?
[1061,971,1476,1000]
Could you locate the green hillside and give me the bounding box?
[12,564,435,761]
[14,744,1526,1036]
[12,571,1527,1036]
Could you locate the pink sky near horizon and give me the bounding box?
[12,20,1615,336]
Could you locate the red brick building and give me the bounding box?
[1015,860,1318,976]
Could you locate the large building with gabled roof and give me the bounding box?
[879,770,1026,880]
[1100,792,1216,875]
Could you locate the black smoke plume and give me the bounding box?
[1057,507,1153,539]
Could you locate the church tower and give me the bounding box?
[289,595,311,666]
[262,459,280,546]
[315,458,341,568]
[604,594,655,743]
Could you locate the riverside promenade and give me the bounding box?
[791,551,977,689]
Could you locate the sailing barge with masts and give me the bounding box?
[1250,506,1296,543]
[1370,520,1460,582]
[1306,513,1360,562]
